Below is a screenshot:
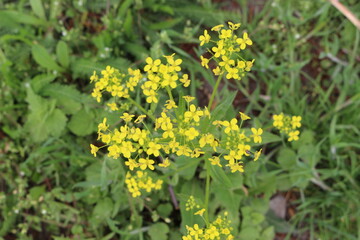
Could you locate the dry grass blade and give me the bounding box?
[329,0,360,30]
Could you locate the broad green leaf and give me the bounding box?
[277,147,297,170]
[41,83,83,114]
[92,197,113,221]
[67,109,95,136]
[56,41,70,68]
[30,0,46,20]
[210,91,237,122]
[209,164,232,189]
[176,156,201,180]
[29,186,46,200]
[31,44,63,71]
[31,74,56,93]
[148,223,169,240]
[25,87,67,142]
[239,226,260,240]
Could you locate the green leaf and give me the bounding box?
[123,10,133,38]
[29,186,46,200]
[148,18,183,30]
[41,83,83,114]
[25,86,67,142]
[148,222,169,240]
[261,131,282,144]
[67,109,95,136]
[209,164,232,189]
[92,198,113,221]
[277,147,297,170]
[210,91,237,122]
[30,0,46,20]
[0,10,47,27]
[56,41,70,68]
[30,74,56,93]
[31,44,63,71]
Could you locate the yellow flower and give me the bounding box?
[222,118,239,134]
[194,208,206,216]
[120,113,135,122]
[146,142,162,157]
[139,158,155,170]
[209,156,222,167]
[200,56,209,69]
[107,102,118,111]
[90,144,99,157]
[180,74,191,87]
[228,21,241,30]
[144,57,161,72]
[125,158,138,170]
[291,116,302,129]
[98,118,108,133]
[199,30,211,46]
[183,95,195,103]
[219,29,232,39]
[251,128,263,143]
[254,149,262,161]
[236,32,253,50]
[165,100,177,109]
[288,130,300,141]
[239,112,251,121]
[185,127,199,140]
[159,158,170,168]
[219,56,235,68]
[273,114,284,128]
[184,104,204,122]
[227,163,244,173]
[213,66,221,75]
[211,24,224,31]
[134,115,146,123]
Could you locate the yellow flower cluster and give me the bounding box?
[90,54,189,104]
[182,212,234,240]
[125,171,163,197]
[90,66,142,102]
[273,113,302,141]
[198,22,254,80]
[142,54,190,103]
[91,107,262,175]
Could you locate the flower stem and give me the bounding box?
[208,73,223,110]
[127,97,156,122]
[166,86,174,102]
[204,157,211,225]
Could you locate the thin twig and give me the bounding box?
[329,0,360,30]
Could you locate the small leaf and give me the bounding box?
[56,41,70,68]
[30,0,46,20]
[31,44,63,71]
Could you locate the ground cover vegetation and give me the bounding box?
[0,0,359,239]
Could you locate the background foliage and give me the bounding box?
[0,0,359,239]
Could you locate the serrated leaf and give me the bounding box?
[56,41,70,68]
[41,83,82,114]
[31,74,56,93]
[30,0,46,20]
[68,109,95,136]
[32,44,63,71]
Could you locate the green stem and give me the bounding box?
[204,158,211,225]
[166,86,174,102]
[208,73,223,110]
[127,97,156,122]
